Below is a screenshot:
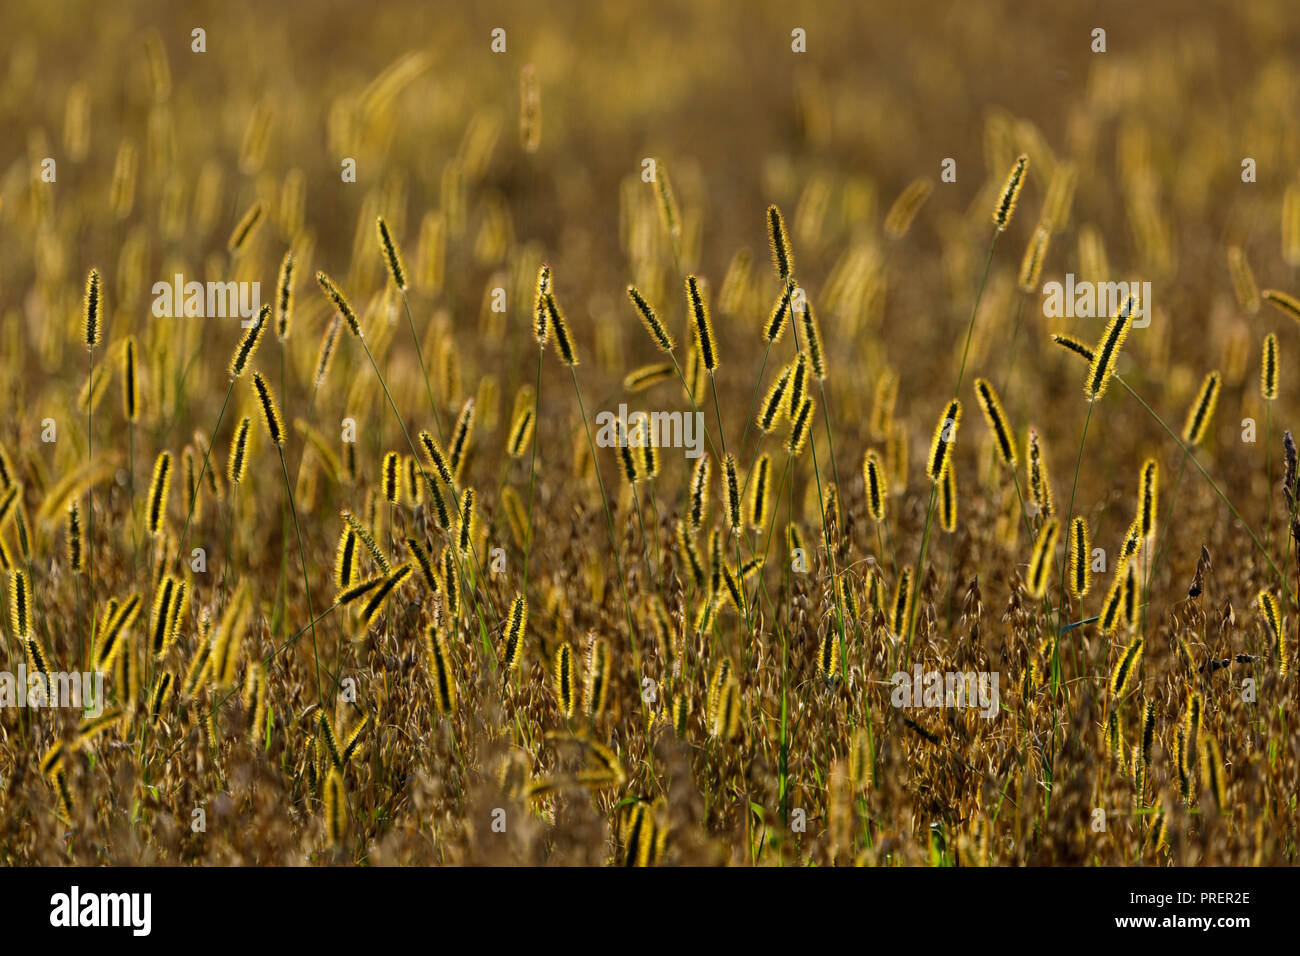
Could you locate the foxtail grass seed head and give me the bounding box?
[425,625,457,715]
[722,453,741,532]
[449,398,475,479]
[545,291,578,365]
[533,264,551,347]
[1262,288,1300,323]
[787,352,809,415]
[147,450,173,536]
[122,336,139,422]
[584,636,611,717]
[1120,519,1142,563]
[926,399,961,483]
[1085,294,1137,400]
[768,204,794,281]
[973,378,1016,468]
[1262,333,1279,400]
[748,454,771,531]
[83,268,102,348]
[653,160,680,240]
[1181,370,1220,446]
[760,280,793,345]
[360,564,413,630]
[149,575,178,659]
[1051,332,1094,363]
[787,396,815,456]
[383,451,400,504]
[677,521,705,587]
[1138,458,1158,538]
[1100,561,1128,635]
[1027,517,1058,598]
[939,462,958,532]
[457,488,476,556]
[623,363,674,392]
[553,641,575,717]
[251,371,285,445]
[799,298,826,380]
[314,314,343,390]
[617,425,640,486]
[627,286,674,352]
[418,430,454,486]
[757,366,791,433]
[1017,224,1051,292]
[317,271,363,338]
[275,248,295,341]
[66,499,83,572]
[689,456,711,532]
[1226,245,1259,314]
[507,406,535,458]
[640,426,659,480]
[1257,590,1285,675]
[324,769,347,846]
[1027,427,1055,518]
[883,177,934,240]
[1068,516,1090,598]
[503,593,527,671]
[818,630,840,682]
[1200,733,1227,809]
[376,216,407,290]
[9,569,30,637]
[228,416,251,485]
[686,275,717,372]
[1110,636,1144,699]
[335,527,359,591]
[863,450,887,521]
[890,568,913,639]
[227,200,264,253]
[993,154,1029,232]
[229,304,270,379]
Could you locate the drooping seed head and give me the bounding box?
[883,177,934,240]
[316,271,363,338]
[251,371,285,445]
[627,285,674,352]
[376,216,408,290]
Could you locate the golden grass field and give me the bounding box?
[0,0,1296,865]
